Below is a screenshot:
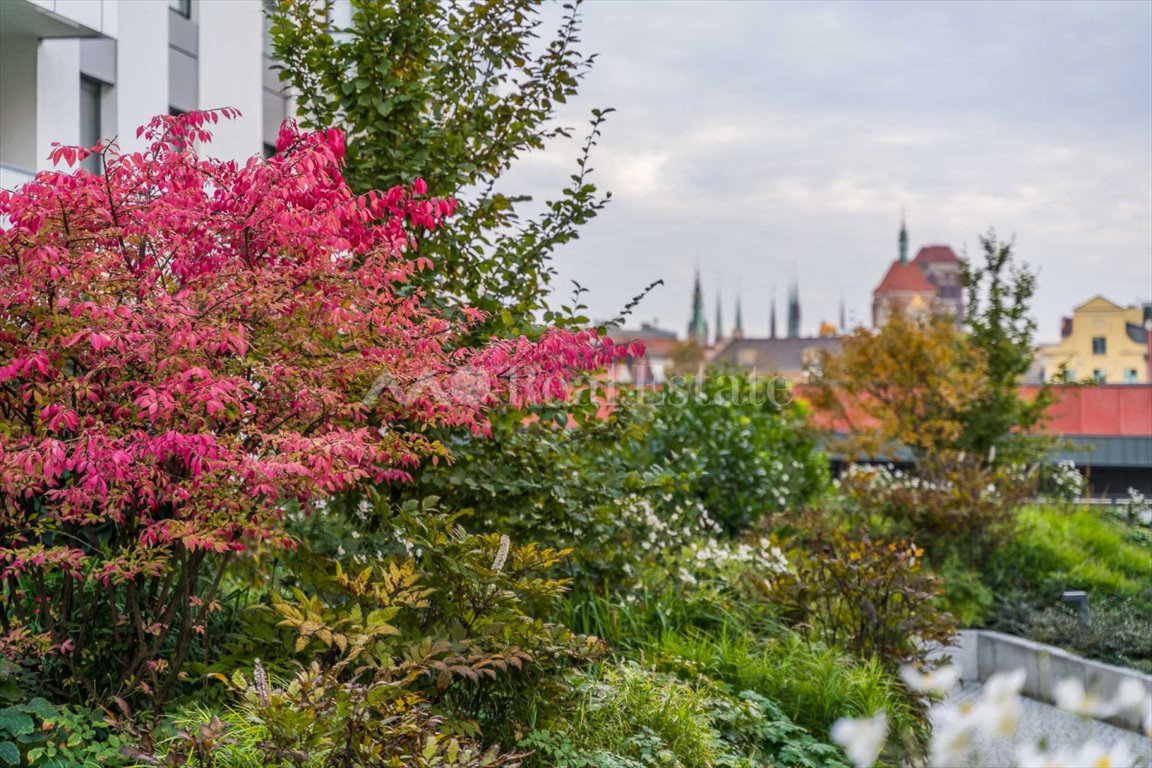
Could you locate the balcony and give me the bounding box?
[0,1,108,40]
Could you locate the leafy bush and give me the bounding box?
[836,454,1035,567]
[931,554,995,628]
[119,668,519,768]
[525,662,721,768]
[520,661,848,768]
[761,528,957,667]
[1021,590,1152,673]
[0,691,126,768]
[634,373,829,535]
[0,111,625,706]
[230,497,601,749]
[409,394,706,587]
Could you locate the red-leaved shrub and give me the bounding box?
[0,110,631,702]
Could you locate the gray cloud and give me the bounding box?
[503,0,1152,340]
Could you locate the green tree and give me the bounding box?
[958,231,1056,464]
[269,0,612,335]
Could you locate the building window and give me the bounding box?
[1124,368,1139,384]
[1092,369,1106,384]
[169,0,191,18]
[1092,336,1107,355]
[80,77,102,175]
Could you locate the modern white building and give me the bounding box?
[0,0,291,188]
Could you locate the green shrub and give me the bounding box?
[406,396,704,588]
[933,554,995,628]
[0,692,128,768]
[217,497,600,751]
[762,528,957,666]
[521,661,848,768]
[635,373,829,536]
[1022,590,1152,673]
[836,456,1035,567]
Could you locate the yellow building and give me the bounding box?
[1039,296,1151,384]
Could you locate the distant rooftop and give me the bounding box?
[912,245,960,264]
[874,261,936,294]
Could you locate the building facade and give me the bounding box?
[0,0,291,189]
[1039,296,1152,384]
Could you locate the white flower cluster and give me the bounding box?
[1126,487,1152,527]
[831,665,1152,768]
[837,463,947,494]
[675,537,790,587]
[1043,460,1087,502]
[616,493,721,556]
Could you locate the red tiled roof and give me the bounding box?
[874,261,936,294]
[912,245,960,264]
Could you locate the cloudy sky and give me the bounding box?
[508,0,1152,343]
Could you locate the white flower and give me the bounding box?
[1055,677,1115,723]
[1015,743,1075,768]
[982,668,1026,705]
[491,534,511,572]
[830,711,887,768]
[1072,741,1135,768]
[973,669,1025,738]
[901,664,961,695]
[1110,678,1148,717]
[928,702,977,767]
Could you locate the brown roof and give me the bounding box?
[874,261,936,294]
[710,336,843,375]
[912,245,960,264]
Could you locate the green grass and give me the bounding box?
[998,504,1152,597]
[653,629,914,744]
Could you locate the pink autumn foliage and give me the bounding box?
[0,110,633,681]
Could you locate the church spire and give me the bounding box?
[688,267,707,346]
[787,282,801,339]
[734,294,744,338]
[714,282,723,346]
[899,210,909,264]
[839,297,847,332]
[769,287,777,340]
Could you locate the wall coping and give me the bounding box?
[928,629,1152,733]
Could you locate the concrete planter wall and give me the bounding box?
[931,629,1152,733]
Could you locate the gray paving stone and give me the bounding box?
[939,683,1152,767]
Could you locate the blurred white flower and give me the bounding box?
[972,669,1025,739]
[1111,678,1148,714]
[1053,678,1097,716]
[830,711,887,768]
[901,664,960,695]
[928,701,977,767]
[1072,741,1135,768]
[1015,743,1075,768]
